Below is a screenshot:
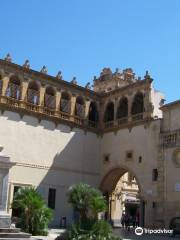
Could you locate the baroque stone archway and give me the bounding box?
[100,166,146,227]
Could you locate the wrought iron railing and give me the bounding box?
[6,83,21,100]
[44,94,56,109]
[27,89,39,105]
[75,103,85,118]
[60,99,71,114]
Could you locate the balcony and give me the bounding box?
[132,113,143,121]
[161,129,180,148]
[104,121,114,129]
[117,117,128,126]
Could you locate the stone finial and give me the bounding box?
[85,82,91,90]
[138,76,141,81]
[144,70,151,80]
[71,77,77,85]
[4,53,12,62]
[23,59,30,69]
[56,71,62,80]
[93,76,97,82]
[40,66,48,74]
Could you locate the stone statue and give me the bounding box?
[23,60,30,69]
[93,76,97,82]
[4,53,12,62]
[71,77,77,85]
[144,71,151,80]
[85,82,91,90]
[56,71,62,80]
[40,66,48,74]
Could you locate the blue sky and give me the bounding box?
[0,0,180,102]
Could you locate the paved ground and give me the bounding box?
[31,227,180,240]
[113,228,180,240]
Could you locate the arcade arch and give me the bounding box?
[100,167,145,227]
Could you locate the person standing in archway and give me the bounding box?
[121,212,125,228]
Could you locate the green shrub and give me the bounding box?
[12,187,53,235]
[58,220,120,240]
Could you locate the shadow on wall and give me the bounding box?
[1,110,100,226]
[2,110,72,133]
[34,126,101,227]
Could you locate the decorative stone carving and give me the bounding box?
[23,59,30,69]
[4,53,12,62]
[40,66,48,74]
[100,68,112,76]
[123,68,135,82]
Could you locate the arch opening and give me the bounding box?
[44,86,56,109]
[117,97,128,120]
[100,168,144,228]
[75,96,85,118]
[131,93,144,116]
[104,102,114,122]
[27,81,40,105]
[88,102,99,127]
[60,92,71,113]
[6,75,21,100]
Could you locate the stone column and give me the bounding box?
[0,146,15,228]
[70,95,76,116]
[84,99,90,119]
[20,81,28,101]
[128,96,133,123]
[2,77,9,96]
[39,86,46,106]
[55,91,61,111]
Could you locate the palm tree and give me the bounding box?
[12,187,53,235]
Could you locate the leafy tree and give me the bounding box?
[12,187,53,235]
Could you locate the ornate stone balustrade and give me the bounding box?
[0,59,154,133]
[132,113,143,121]
[160,129,180,148]
[117,117,128,126]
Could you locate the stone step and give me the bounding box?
[0,229,20,233]
[0,232,31,238]
[0,239,34,240]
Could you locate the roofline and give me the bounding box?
[0,59,152,99]
[0,59,100,98]
[160,99,180,110]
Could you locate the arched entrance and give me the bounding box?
[100,167,145,228]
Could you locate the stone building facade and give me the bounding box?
[0,55,179,228]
